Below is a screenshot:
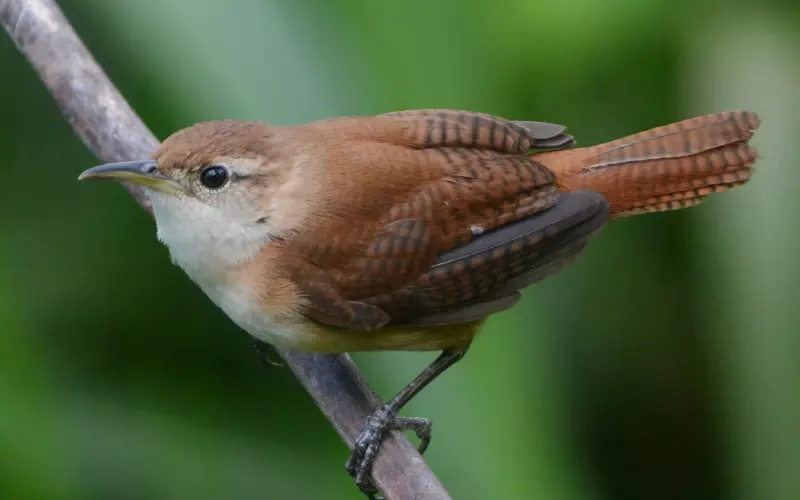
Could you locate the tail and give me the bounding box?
[536,111,761,217]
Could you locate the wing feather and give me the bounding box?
[290,110,596,331]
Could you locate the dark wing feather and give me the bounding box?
[514,120,575,150]
[362,191,610,325]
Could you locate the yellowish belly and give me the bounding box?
[200,268,486,353]
[285,319,487,353]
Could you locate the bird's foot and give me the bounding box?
[345,404,432,498]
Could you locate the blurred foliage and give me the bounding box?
[1,0,798,499]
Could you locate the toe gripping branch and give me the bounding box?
[346,348,467,498]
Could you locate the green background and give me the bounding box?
[1,0,798,499]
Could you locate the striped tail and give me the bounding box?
[539,111,761,217]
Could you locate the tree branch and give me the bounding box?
[0,1,450,498]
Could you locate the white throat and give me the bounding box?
[146,190,306,348]
[147,191,272,285]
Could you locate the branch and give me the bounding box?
[0,1,451,498]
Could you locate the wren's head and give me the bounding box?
[79,120,306,271]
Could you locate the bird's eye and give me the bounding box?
[199,165,229,189]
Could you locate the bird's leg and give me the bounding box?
[346,345,469,497]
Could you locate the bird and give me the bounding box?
[78,109,760,497]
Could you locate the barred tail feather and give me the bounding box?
[543,111,761,217]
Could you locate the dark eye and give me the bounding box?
[199,165,229,189]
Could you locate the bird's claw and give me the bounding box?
[252,340,284,367]
[345,405,433,498]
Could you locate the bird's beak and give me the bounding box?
[78,160,184,196]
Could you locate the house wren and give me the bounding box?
[79,109,760,496]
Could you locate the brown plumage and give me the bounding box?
[538,110,759,216]
[263,111,607,337]
[138,109,762,352]
[84,108,761,352]
[261,110,759,339]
